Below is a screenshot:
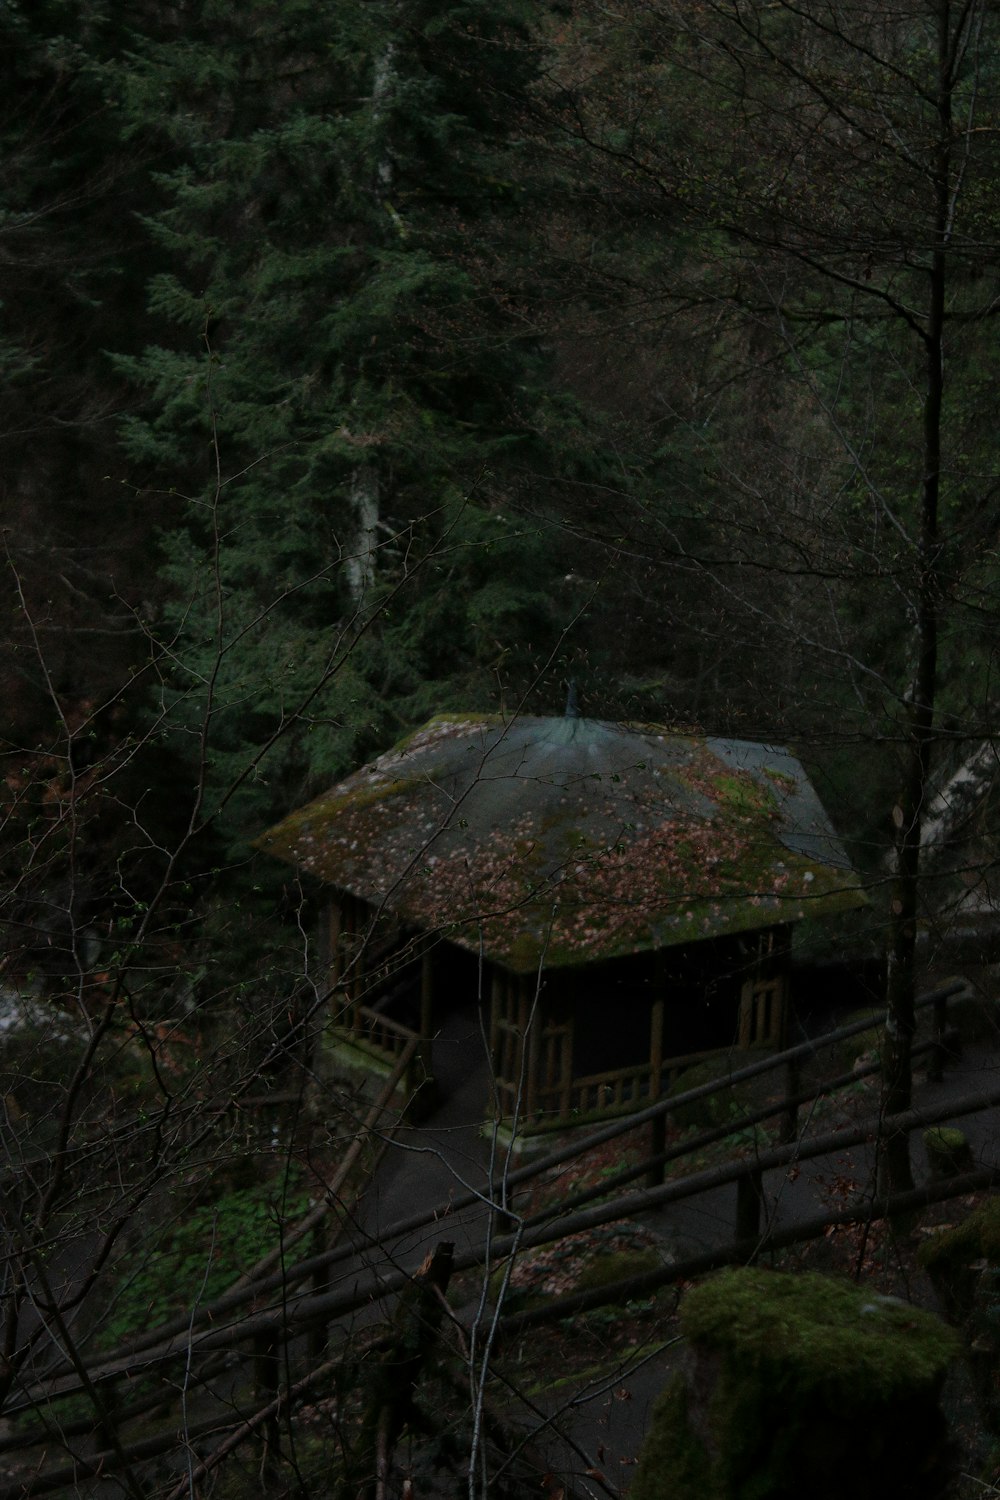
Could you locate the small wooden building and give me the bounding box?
[259,714,864,1129]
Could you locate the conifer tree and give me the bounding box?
[1,0,153,738]
[115,0,598,836]
[558,0,1000,1189]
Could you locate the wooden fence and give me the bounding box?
[0,979,989,1496]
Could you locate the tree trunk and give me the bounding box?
[880,0,952,1195]
[346,463,379,606]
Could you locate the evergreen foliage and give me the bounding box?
[113,0,611,840]
[0,0,155,736]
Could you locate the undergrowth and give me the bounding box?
[99,1166,311,1345]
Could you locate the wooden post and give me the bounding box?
[523,976,539,1123]
[779,1051,801,1144]
[339,1242,455,1500]
[650,991,665,1097]
[735,1167,763,1252]
[308,1218,330,1362]
[559,973,575,1121]
[776,925,792,1048]
[253,1331,281,1479]
[738,979,754,1048]
[419,943,434,1085]
[488,968,504,1116]
[646,1111,666,1191]
[928,993,948,1083]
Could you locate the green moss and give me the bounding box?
[926,1127,967,1149]
[574,1247,662,1294]
[668,1052,777,1131]
[258,775,413,850]
[683,1268,958,1403]
[711,773,778,816]
[918,1196,1000,1433]
[631,1375,714,1500]
[822,1007,884,1077]
[636,1269,958,1498]
[918,1195,1000,1319]
[923,1126,973,1182]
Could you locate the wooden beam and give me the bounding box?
[328,898,342,990]
[650,991,665,1088]
[522,975,539,1123]
[419,943,434,1082]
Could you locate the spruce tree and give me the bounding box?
[1,1,154,739]
[115,0,598,837]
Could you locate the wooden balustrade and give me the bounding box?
[353,1004,419,1059]
[489,1045,730,1126]
[337,980,969,1131]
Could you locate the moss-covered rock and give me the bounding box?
[943,993,999,1045]
[919,1196,1000,1430]
[631,1267,958,1500]
[631,1375,712,1498]
[919,1197,1000,1319]
[821,1007,884,1079]
[923,1126,974,1182]
[574,1246,662,1294]
[667,1052,776,1131]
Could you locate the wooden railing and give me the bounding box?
[352,1004,419,1061]
[526,1047,723,1123]
[492,979,968,1130]
[337,978,968,1136]
[0,982,978,1498]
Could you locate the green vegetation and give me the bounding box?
[574,1245,662,1293]
[5,0,1000,1490]
[101,1171,311,1346]
[923,1127,974,1182]
[919,1198,1000,1434]
[667,1053,778,1133]
[631,1268,959,1500]
[682,1268,957,1399]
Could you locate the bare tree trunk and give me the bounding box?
[345,41,396,612]
[346,462,380,606]
[880,0,952,1195]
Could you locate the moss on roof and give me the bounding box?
[257,714,866,972]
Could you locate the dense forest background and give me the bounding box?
[5,0,1000,990]
[3,1,1000,1493]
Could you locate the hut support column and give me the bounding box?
[522,976,539,1124]
[419,945,434,1086]
[647,958,667,1188]
[650,996,665,1094]
[328,898,342,992]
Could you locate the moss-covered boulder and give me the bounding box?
[923,1126,974,1182]
[919,1196,1000,1319]
[631,1267,958,1500]
[821,1007,884,1079]
[667,1052,776,1131]
[919,1195,1000,1430]
[943,993,998,1046]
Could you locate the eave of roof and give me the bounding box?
[257,714,866,973]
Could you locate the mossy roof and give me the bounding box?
[257,714,866,973]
